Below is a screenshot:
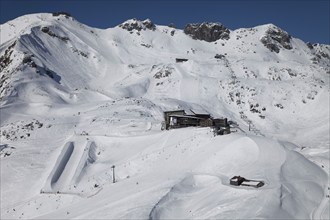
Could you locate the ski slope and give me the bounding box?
[0,13,329,219]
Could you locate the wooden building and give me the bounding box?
[169,115,200,129]
[200,118,213,127]
[213,118,231,135]
[163,109,230,135]
[163,110,186,130]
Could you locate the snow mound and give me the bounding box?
[149,136,328,219]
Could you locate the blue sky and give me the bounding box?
[1,0,329,44]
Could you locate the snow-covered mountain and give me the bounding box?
[1,13,329,219]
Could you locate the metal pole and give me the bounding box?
[111,165,115,183]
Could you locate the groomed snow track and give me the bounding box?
[42,140,97,194]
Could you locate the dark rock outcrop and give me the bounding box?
[40,26,69,42]
[52,12,71,18]
[22,54,37,68]
[119,18,156,32]
[184,22,230,42]
[309,43,330,67]
[0,41,16,72]
[143,19,156,31]
[306,42,314,49]
[41,26,51,34]
[260,25,292,53]
[214,54,225,59]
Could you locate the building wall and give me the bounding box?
[164,110,185,129]
[200,118,213,127]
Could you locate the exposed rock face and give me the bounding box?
[306,42,314,50]
[52,12,71,18]
[143,19,156,31]
[119,18,156,32]
[260,25,292,53]
[184,22,230,42]
[214,54,225,59]
[0,42,17,101]
[0,41,16,72]
[40,26,69,42]
[309,43,330,68]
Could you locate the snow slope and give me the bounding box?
[1,13,329,219]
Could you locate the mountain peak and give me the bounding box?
[118,18,156,32]
[259,23,292,53]
[184,22,230,42]
[51,11,72,18]
[0,12,76,44]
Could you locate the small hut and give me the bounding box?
[230,176,245,186]
[230,176,265,188]
[175,58,188,63]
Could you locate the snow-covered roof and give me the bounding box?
[169,115,200,119]
[242,181,263,186]
[189,109,210,115]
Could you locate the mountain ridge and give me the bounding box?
[1,13,329,143]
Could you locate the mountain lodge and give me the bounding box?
[162,109,230,135]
